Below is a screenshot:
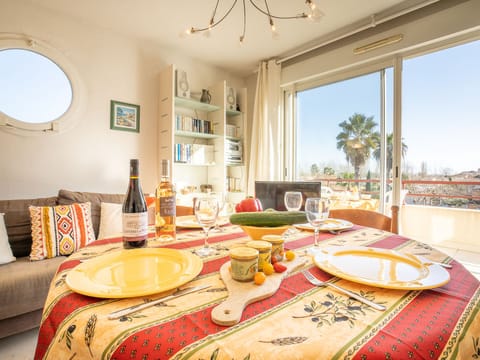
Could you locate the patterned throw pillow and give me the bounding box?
[29,202,95,260]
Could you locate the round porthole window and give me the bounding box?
[0,34,83,135]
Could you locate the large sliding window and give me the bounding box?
[294,68,393,213]
[402,39,480,209]
[290,38,480,213]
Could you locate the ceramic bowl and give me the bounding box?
[240,225,290,240]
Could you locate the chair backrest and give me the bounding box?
[329,207,398,234]
[176,205,194,216]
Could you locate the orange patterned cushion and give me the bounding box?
[29,202,95,260]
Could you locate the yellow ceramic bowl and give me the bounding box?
[240,225,290,240]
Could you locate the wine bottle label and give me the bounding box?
[122,212,148,239]
[159,196,176,216]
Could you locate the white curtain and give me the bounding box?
[247,59,282,195]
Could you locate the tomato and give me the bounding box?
[235,197,263,212]
[273,263,287,273]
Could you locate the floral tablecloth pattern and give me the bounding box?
[35,225,480,360]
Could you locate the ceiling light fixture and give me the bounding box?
[186,0,323,44]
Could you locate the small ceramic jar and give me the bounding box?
[262,234,285,260]
[229,246,259,282]
[246,240,272,271]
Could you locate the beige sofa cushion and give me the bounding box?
[57,189,124,238]
[0,256,65,319]
[0,197,58,257]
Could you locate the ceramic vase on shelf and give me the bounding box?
[200,89,211,104]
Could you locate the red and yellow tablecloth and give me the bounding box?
[34,225,480,359]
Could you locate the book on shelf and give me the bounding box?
[175,144,214,165]
[175,114,212,134]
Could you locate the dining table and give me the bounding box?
[34,219,480,360]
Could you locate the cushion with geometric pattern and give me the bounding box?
[29,202,95,260]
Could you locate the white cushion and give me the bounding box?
[97,202,123,239]
[0,213,16,264]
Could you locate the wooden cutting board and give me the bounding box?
[211,256,307,326]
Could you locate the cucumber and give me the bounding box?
[229,211,307,227]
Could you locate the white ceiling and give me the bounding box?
[28,0,435,77]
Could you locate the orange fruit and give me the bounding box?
[285,250,296,261]
[254,271,266,285]
[263,263,274,275]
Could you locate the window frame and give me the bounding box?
[0,33,83,136]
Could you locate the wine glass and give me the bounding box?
[194,196,220,257]
[305,197,331,247]
[284,191,303,211]
[210,192,226,232]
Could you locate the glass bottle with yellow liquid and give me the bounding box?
[155,159,176,241]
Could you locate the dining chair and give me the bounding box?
[176,197,197,216]
[176,205,194,216]
[329,206,399,234]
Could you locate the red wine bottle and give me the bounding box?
[122,159,148,249]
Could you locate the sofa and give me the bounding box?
[0,189,124,339]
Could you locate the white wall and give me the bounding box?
[0,1,245,200]
[400,205,480,253]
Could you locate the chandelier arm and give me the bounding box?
[191,0,238,32]
[240,0,246,42]
[264,0,272,18]
[248,0,308,19]
[210,0,221,25]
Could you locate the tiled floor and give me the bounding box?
[433,245,480,280]
[0,328,38,360]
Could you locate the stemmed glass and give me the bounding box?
[210,192,226,232]
[284,191,303,211]
[194,196,220,257]
[305,197,331,247]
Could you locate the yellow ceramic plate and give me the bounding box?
[313,246,450,290]
[294,218,354,232]
[66,248,203,298]
[176,215,229,229]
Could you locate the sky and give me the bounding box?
[0,49,72,123]
[297,39,480,176]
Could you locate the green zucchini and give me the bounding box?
[229,211,307,227]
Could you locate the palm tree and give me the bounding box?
[372,133,408,177]
[336,113,379,180]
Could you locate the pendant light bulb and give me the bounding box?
[306,0,323,21]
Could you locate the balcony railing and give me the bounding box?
[315,177,480,209]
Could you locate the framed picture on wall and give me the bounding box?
[110,100,140,133]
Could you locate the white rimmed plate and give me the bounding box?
[313,246,450,290]
[66,248,203,298]
[294,218,354,232]
[176,215,229,229]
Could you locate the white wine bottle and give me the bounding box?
[155,159,176,241]
[122,159,148,249]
